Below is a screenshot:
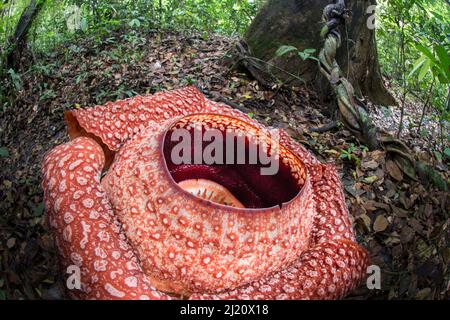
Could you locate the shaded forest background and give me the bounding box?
[0,0,449,299]
[1,0,449,151]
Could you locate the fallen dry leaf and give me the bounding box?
[361,159,379,170]
[415,288,431,300]
[373,215,389,232]
[357,214,372,232]
[0,29,448,301]
[386,159,403,182]
[6,238,16,249]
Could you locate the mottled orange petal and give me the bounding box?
[190,239,369,300]
[42,87,370,300]
[42,137,170,300]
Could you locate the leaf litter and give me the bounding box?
[0,30,448,300]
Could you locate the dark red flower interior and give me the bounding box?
[163,116,305,209]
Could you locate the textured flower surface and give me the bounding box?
[41,86,369,300]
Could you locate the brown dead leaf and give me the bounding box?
[370,150,386,161]
[415,288,431,300]
[391,205,409,218]
[384,234,401,245]
[357,214,372,232]
[373,201,391,211]
[361,159,379,171]
[6,237,16,249]
[386,159,403,182]
[400,226,415,243]
[373,215,389,232]
[363,200,377,212]
[408,218,424,234]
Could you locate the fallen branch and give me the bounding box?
[309,121,338,133]
[216,96,251,114]
[199,86,252,114]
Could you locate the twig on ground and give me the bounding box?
[216,96,251,114]
[308,121,338,133]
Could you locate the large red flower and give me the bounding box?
[41,86,369,300]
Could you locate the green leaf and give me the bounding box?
[435,45,450,70]
[298,52,307,60]
[435,45,450,81]
[33,203,45,217]
[363,176,378,184]
[429,10,445,22]
[408,55,426,78]
[444,148,450,159]
[275,45,298,57]
[418,58,431,81]
[128,18,141,28]
[80,17,88,31]
[0,147,9,157]
[298,48,319,62]
[303,48,316,54]
[434,151,442,162]
[431,64,449,84]
[415,43,439,66]
[7,69,22,91]
[419,129,429,137]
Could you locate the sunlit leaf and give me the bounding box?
[303,48,316,54]
[275,45,298,57]
[435,45,450,80]
[415,43,439,66]
[418,58,431,81]
[408,54,426,78]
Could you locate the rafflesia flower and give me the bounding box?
[41,86,369,300]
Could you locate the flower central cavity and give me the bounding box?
[163,114,306,209]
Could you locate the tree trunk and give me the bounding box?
[244,0,396,107]
[7,0,45,70]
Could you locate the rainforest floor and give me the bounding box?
[0,30,448,300]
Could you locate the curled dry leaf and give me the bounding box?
[361,159,379,171]
[415,288,432,300]
[6,238,16,249]
[373,215,389,232]
[386,159,403,182]
[357,214,372,232]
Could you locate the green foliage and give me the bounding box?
[298,48,318,62]
[0,0,448,151]
[7,68,22,91]
[376,0,450,125]
[444,147,450,160]
[409,43,450,84]
[1,0,262,54]
[275,45,298,57]
[0,147,10,157]
[0,0,264,109]
[275,45,319,62]
[339,143,362,165]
